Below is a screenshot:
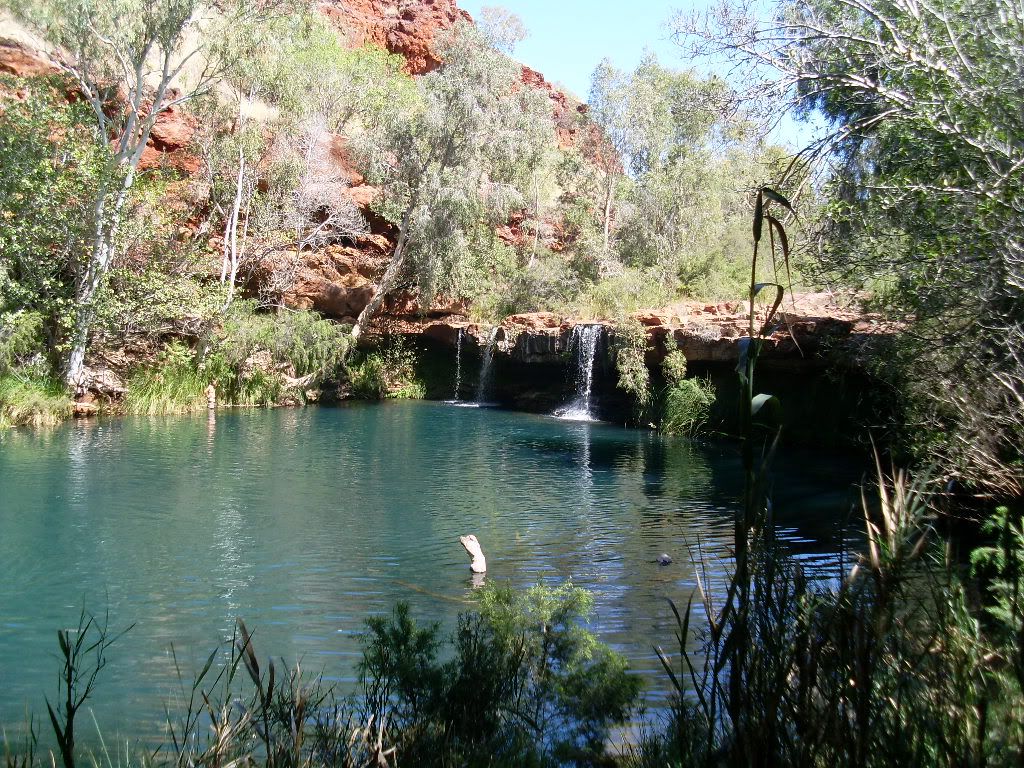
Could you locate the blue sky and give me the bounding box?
[457,0,686,101]
[457,0,815,148]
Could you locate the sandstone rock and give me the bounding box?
[635,311,673,328]
[0,39,56,78]
[73,401,99,417]
[138,101,200,174]
[505,312,563,331]
[286,269,375,318]
[319,0,471,75]
[384,291,468,317]
[423,321,468,346]
[78,366,126,399]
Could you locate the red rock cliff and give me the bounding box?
[318,0,472,74]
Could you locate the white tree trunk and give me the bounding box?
[222,147,246,311]
[603,176,614,255]
[65,172,132,389]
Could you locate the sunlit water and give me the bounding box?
[0,402,865,742]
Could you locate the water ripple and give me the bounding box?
[0,402,864,740]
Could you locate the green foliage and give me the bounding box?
[972,506,1024,634]
[359,581,641,766]
[120,306,350,413]
[216,302,352,380]
[570,267,673,320]
[96,263,225,342]
[0,373,72,428]
[346,336,425,400]
[659,351,715,436]
[14,584,638,768]
[679,0,1024,493]
[0,78,106,369]
[225,9,414,134]
[123,341,208,415]
[353,20,557,330]
[584,55,788,298]
[0,311,45,375]
[638,472,1024,767]
[612,317,652,417]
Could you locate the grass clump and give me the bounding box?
[658,350,715,436]
[122,341,207,415]
[0,374,71,428]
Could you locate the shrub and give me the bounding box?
[216,302,353,381]
[346,336,425,400]
[613,317,652,419]
[0,311,44,375]
[659,350,715,435]
[359,581,642,766]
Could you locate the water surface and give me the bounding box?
[0,402,864,740]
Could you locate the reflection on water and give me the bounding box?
[0,402,865,740]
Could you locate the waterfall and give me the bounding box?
[476,327,500,405]
[554,324,602,421]
[451,328,464,402]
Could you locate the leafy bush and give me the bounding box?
[613,317,652,418]
[347,336,425,400]
[360,581,641,766]
[659,351,715,436]
[216,302,353,381]
[123,342,208,415]
[0,311,44,375]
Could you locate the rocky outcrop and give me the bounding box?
[319,0,472,74]
[138,99,200,174]
[0,37,200,174]
[520,64,588,150]
[409,293,894,371]
[0,38,55,78]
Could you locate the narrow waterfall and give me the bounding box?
[555,324,602,421]
[476,327,500,405]
[451,327,464,402]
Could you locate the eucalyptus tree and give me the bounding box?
[586,60,631,260]
[351,21,555,339]
[4,0,288,387]
[675,0,1024,494]
[587,55,774,296]
[200,15,403,310]
[610,56,767,294]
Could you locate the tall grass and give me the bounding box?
[12,583,640,768]
[628,186,1024,766]
[122,342,207,415]
[0,374,72,428]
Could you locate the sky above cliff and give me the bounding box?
[459,0,683,102]
[458,0,815,148]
